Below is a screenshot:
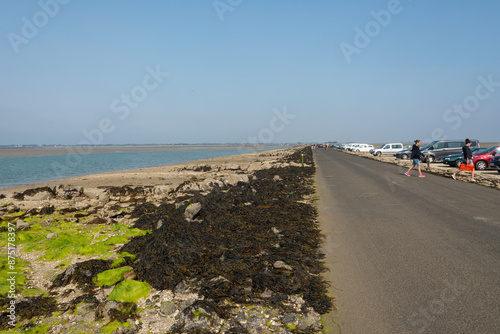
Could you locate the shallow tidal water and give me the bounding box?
[0,147,281,189]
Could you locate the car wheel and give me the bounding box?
[475,160,487,170]
[428,156,435,163]
[455,160,461,168]
[401,154,408,160]
[376,152,382,157]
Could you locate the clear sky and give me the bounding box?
[1,0,499,145]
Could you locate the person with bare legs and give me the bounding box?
[405,139,425,178]
[452,138,475,182]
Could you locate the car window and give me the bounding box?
[434,142,446,149]
[393,144,402,149]
[448,142,462,148]
[495,148,500,154]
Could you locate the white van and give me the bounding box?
[370,143,404,156]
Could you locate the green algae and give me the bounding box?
[111,257,126,267]
[15,219,149,262]
[108,280,150,303]
[96,266,132,287]
[0,323,52,334]
[100,321,130,334]
[21,288,47,297]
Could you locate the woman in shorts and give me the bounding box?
[405,140,425,178]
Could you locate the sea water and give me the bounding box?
[0,147,283,189]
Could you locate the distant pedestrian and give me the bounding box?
[405,140,425,178]
[452,138,475,182]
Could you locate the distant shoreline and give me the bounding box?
[0,145,288,158]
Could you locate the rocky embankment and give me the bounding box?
[0,147,332,333]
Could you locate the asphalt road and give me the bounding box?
[315,149,500,334]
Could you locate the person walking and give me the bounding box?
[452,138,475,182]
[405,140,425,177]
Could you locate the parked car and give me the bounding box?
[370,143,404,156]
[489,155,500,173]
[396,147,412,160]
[421,139,480,163]
[348,144,360,151]
[442,147,482,167]
[354,144,374,152]
[472,145,500,170]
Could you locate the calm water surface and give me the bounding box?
[0,147,282,189]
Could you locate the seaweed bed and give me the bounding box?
[120,147,332,314]
[0,147,332,332]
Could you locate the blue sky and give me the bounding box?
[1,0,499,145]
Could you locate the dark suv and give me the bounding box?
[421,139,480,163]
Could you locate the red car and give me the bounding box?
[472,145,500,170]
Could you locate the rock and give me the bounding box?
[160,301,178,316]
[174,280,198,295]
[98,192,110,204]
[56,186,84,199]
[25,208,39,216]
[5,205,19,214]
[202,178,223,191]
[273,175,282,181]
[297,315,320,330]
[47,233,58,239]
[66,217,79,223]
[105,210,123,219]
[123,271,136,280]
[274,261,292,271]
[281,314,297,324]
[182,182,201,192]
[157,219,164,229]
[86,217,107,225]
[260,288,273,299]
[247,162,262,172]
[13,187,56,201]
[16,220,30,231]
[83,188,107,199]
[107,253,119,261]
[184,203,202,220]
[25,190,54,201]
[153,185,174,195]
[95,300,121,321]
[75,202,90,211]
[39,205,55,215]
[225,174,250,186]
[226,164,241,171]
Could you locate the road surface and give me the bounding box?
[315,149,500,334]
